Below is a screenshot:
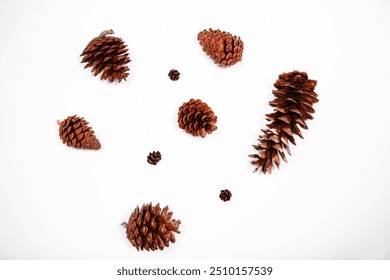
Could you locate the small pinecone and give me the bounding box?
[147,151,162,165]
[80,29,130,83]
[168,69,180,81]
[249,71,318,174]
[122,203,181,251]
[219,189,232,202]
[178,98,217,138]
[197,28,244,67]
[57,115,101,150]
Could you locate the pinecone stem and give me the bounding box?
[121,222,128,228]
[99,29,114,38]
[56,120,61,126]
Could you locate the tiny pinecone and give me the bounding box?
[219,189,232,202]
[147,151,162,165]
[197,28,244,67]
[80,29,130,83]
[122,203,181,251]
[178,98,217,138]
[168,69,180,81]
[249,71,318,174]
[57,115,101,150]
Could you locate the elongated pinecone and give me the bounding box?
[219,189,232,202]
[147,151,162,165]
[57,115,101,150]
[249,71,318,174]
[80,29,130,83]
[178,98,217,138]
[168,69,180,81]
[122,203,181,251]
[197,28,244,67]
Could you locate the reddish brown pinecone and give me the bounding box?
[168,69,180,81]
[80,29,130,83]
[249,71,318,174]
[147,151,162,165]
[57,115,101,150]
[122,203,181,251]
[178,98,217,138]
[219,189,232,202]
[197,28,244,67]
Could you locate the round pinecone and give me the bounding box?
[219,189,232,202]
[57,115,101,150]
[168,69,180,81]
[122,203,181,251]
[178,98,217,138]
[147,151,162,165]
[80,29,130,83]
[197,28,244,67]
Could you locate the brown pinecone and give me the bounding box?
[168,69,180,81]
[197,28,244,67]
[178,98,217,138]
[219,189,232,202]
[80,29,130,83]
[249,71,318,174]
[147,151,162,165]
[122,203,181,251]
[57,115,101,150]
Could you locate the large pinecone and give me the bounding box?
[178,98,217,138]
[80,29,130,83]
[122,203,181,251]
[57,115,101,150]
[249,71,318,174]
[197,28,244,67]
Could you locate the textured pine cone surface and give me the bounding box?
[219,189,232,202]
[197,28,244,67]
[178,98,217,138]
[57,115,101,150]
[168,69,180,81]
[250,71,318,174]
[122,203,181,251]
[80,29,130,83]
[147,151,162,165]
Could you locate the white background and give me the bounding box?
[0,0,389,260]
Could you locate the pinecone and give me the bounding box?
[197,28,244,67]
[168,69,180,81]
[122,203,181,251]
[219,189,232,202]
[178,98,217,138]
[80,29,130,83]
[147,151,162,165]
[57,115,101,150]
[249,71,318,174]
